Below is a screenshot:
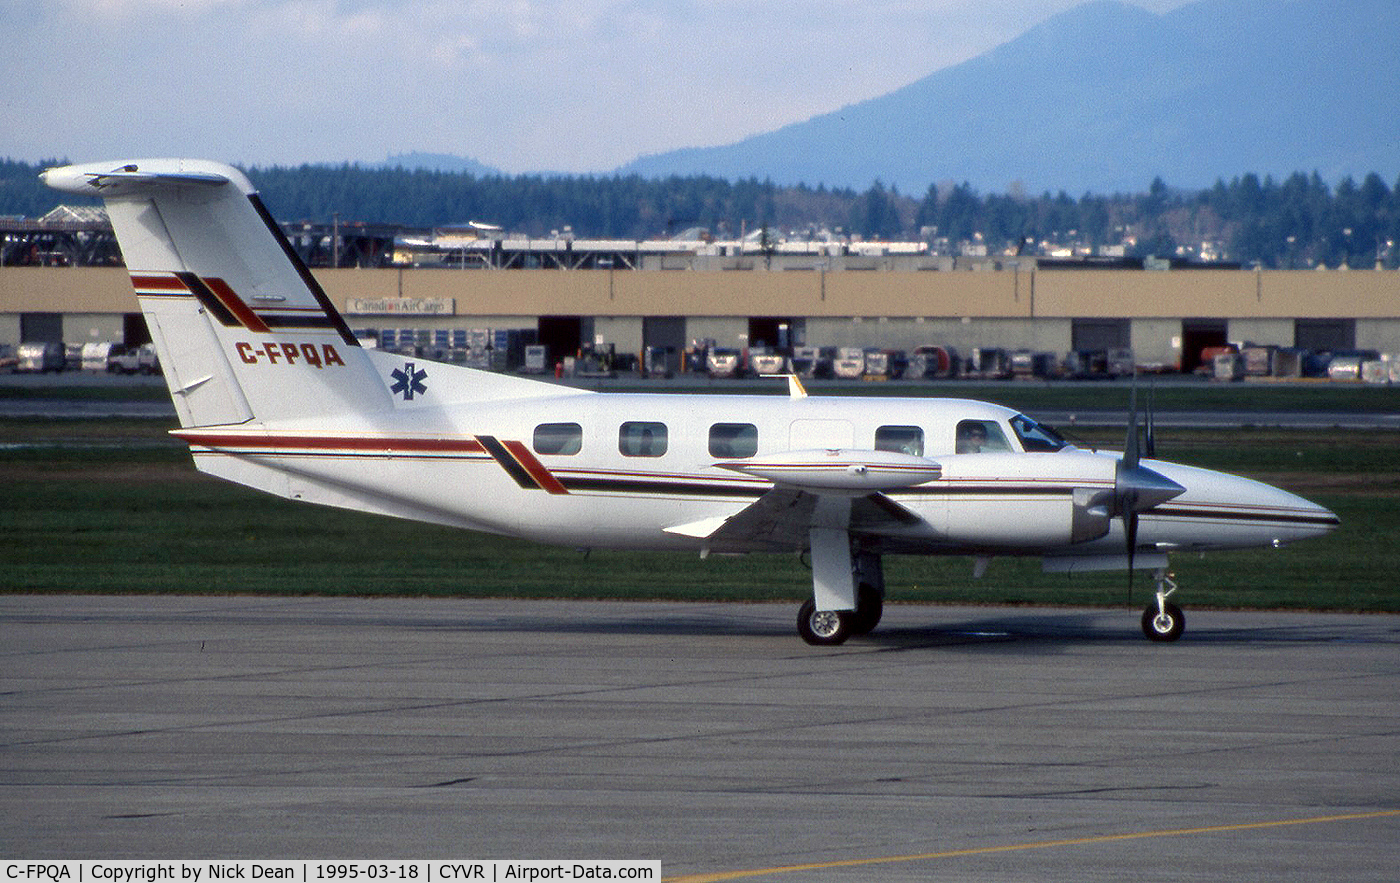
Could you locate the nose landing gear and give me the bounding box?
[1142,570,1184,642]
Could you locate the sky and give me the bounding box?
[4,0,1194,174]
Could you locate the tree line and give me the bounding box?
[4,158,1397,269]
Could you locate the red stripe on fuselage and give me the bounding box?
[172,431,487,455]
[500,439,570,495]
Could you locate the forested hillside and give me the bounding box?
[4,159,1397,269]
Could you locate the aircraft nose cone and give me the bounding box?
[1297,499,1341,540]
[1148,461,1340,550]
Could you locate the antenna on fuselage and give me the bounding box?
[761,373,808,400]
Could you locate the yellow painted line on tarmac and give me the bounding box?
[662,809,1400,883]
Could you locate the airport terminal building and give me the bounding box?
[2,237,1398,376]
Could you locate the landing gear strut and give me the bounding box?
[796,533,885,645]
[1141,570,1184,642]
[847,552,885,636]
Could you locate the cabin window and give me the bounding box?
[955,419,1012,454]
[619,421,668,457]
[875,425,923,456]
[533,422,583,456]
[709,422,758,458]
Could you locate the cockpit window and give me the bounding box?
[1010,414,1070,452]
[955,419,1011,454]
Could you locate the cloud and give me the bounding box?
[4,0,1196,171]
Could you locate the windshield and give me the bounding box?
[1010,414,1070,452]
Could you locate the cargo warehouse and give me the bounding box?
[2,236,1398,380]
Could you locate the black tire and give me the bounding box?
[797,598,851,646]
[847,583,884,636]
[1142,601,1185,642]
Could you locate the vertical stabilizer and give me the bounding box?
[42,159,384,427]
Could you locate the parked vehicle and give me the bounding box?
[81,341,160,374]
[790,346,834,379]
[833,347,865,379]
[16,342,65,373]
[706,348,743,378]
[908,345,958,379]
[80,341,118,372]
[110,343,160,375]
[748,349,788,376]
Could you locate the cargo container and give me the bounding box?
[1271,347,1305,378]
[1106,348,1136,377]
[1212,352,1244,381]
[1011,350,1056,379]
[524,344,549,374]
[1360,359,1392,384]
[967,347,1010,379]
[1241,345,1277,376]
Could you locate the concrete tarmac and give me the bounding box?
[3,595,1398,881]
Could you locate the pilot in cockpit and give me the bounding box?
[956,421,989,454]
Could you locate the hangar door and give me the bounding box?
[1180,319,1227,373]
[538,316,589,365]
[1295,319,1355,351]
[748,317,803,350]
[1071,318,1129,352]
[20,312,62,344]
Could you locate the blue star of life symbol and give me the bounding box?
[389,362,428,401]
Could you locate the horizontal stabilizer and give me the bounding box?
[41,163,232,196]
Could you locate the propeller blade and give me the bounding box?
[1117,366,1178,596]
[1145,378,1157,459]
[1124,376,1140,470]
[1126,510,1139,590]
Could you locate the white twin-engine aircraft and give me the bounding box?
[44,159,1340,645]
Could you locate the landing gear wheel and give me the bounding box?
[1142,601,1185,642]
[848,583,884,636]
[797,598,852,646]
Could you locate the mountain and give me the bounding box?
[617,0,1400,193]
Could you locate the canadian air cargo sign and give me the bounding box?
[344,297,455,316]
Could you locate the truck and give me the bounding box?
[82,341,160,374]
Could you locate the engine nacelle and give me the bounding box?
[716,448,942,495]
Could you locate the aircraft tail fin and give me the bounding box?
[42,159,380,427]
[43,159,574,429]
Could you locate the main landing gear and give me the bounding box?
[1141,570,1185,642]
[796,582,883,646]
[796,547,884,646]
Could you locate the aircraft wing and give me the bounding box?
[664,486,925,553]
